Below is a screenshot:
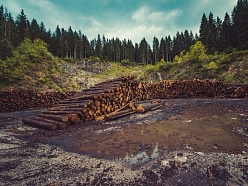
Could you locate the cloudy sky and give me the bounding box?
[2,0,237,44]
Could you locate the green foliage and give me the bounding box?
[174,41,208,65]
[220,72,235,83]
[207,61,218,71]
[120,59,136,67]
[0,38,54,84]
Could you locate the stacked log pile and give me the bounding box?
[22,77,162,130]
[0,89,74,112]
[146,79,248,99]
[21,78,248,130]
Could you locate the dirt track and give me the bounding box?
[0,99,248,185]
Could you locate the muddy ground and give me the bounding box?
[0,99,248,186]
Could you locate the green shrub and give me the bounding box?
[220,72,235,83]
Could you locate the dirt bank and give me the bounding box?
[0,99,247,185]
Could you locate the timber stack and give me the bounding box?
[21,77,248,130]
[0,89,74,112]
[146,79,248,99]
[22,76,161,130]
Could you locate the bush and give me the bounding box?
[159,62,173,72]
[0,38,54,83]
[220,72,235,83]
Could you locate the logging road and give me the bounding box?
[0,99,248,185]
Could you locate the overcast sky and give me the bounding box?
[2,0,237,44]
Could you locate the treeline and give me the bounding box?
[0,0,248,63]
[199,0,248,53]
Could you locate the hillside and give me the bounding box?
[0,39,247,92]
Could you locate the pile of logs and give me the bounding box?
[21,77,248,130]
[146,79,248,99]
[0,89,74,112]
[22,77,162,130]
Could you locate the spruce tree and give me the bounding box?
[152,36,159,64]
[218,12,233,51]
[199,13,208,46]
[232,0,248,49]
[15,9,27,43]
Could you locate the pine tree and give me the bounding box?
[82,34,91,58]
[30,19,41,40]
[15,9,27,42]
[159,37,166,61]
[67,26,74,58]
[199,13,208,46]
[102,35,107,60]
[39,22,46,41]
[6,11,19,47]
[139,37,149,64]
[165,36,172,62]
[207,12,217,53]
[152,36,159,64]
[90,38,96,57]
[24,20,31,39]
[127,39,135,62]
[232,0,248,49]
[218,12,233,51]
[95,34,102,58]
[134,43,139,63]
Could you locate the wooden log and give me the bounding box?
[41,110,81,115]
[105,110,136,121]
[22,117,57,130]
[136,102,162,113]
[31,116,66,129]
[37,114,69,122]
[67,114,80,124]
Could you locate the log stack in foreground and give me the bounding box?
[22,76,155,130]
[22,78,248,130]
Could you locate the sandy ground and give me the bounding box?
[0,99,248,185]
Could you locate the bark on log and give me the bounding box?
[37,114,69,122]
[31,116,67,129]
[136,102,162,113]
[22,118,57,130]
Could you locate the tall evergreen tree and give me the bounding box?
[15,9,27,42]
[159,37,166,61]
[82,34,91,58]
[30,19,41,40]
[6,11,19,47]
[139,37,149,64]
[199,13,208,46]
[206,12,217,53]
[165,36,172,62]
[218,12,233,51]
[95,34,102,58]
[152,36,159,64]
[232,0,248,49]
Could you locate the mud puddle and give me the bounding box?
[44,99,248,166]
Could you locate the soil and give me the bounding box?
[0,99,248,185]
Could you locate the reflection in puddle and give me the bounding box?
[51,101,248,165]
[124,143,159,165]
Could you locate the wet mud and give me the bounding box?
[0,99,248,185]
[45,99,248,160]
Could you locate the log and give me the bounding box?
[136,102,162,113]
[105,110,136,121]
[41,110,82,115]
[22,117,57,130]
[37,114,69,122]
[31,116,67,129]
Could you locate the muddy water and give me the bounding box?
[46,99,248,165]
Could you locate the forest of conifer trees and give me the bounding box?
[0,0,248,64]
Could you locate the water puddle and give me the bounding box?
[46,100,248,165]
